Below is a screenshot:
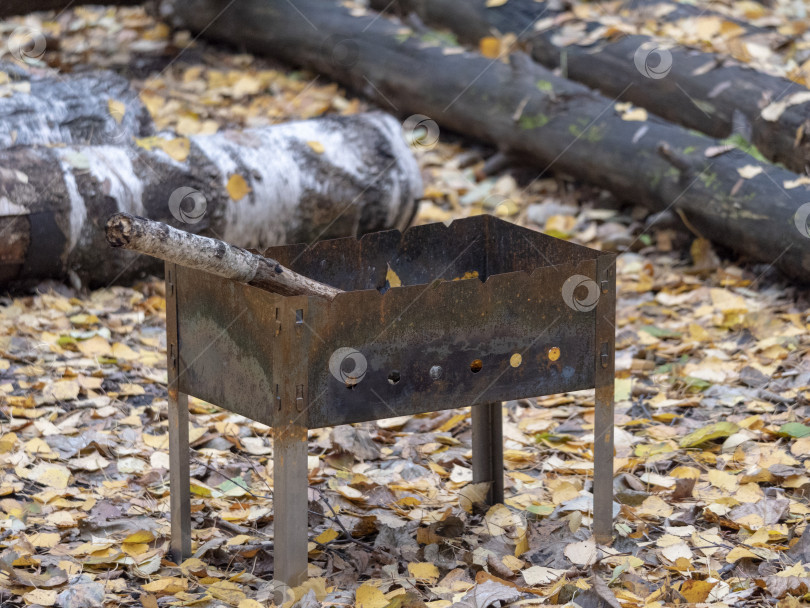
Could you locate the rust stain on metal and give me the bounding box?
[173,215,615,429]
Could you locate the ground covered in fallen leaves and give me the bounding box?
[1,3,810,608]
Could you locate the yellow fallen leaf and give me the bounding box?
[77,335,112,358]
[26,463,71,489]
[118,383,145,396]
[208,580,246,604]
[480,37,501,59]
[47,380,81,402]
[726,545,758,563]
[386,264,402,288]
[141,577,188,595]
[356,583,388,608]
[680,421,739,448]
[708,469,739,492]
[710,288,748,314]
[408,562,439,581]
[226,174,251,201]
[136,136,190,162]
[225,534,255,546]
[670,466,702,479]
[28,532,60,548]
[737,165,763,179]
[291,577,328,602]
[0,433,17,454]
[179,558,208,577]
[108,98,126,124]
[112,342,139,360]
[123,530,155,544]
[621,107,648,122]
[25,437,56,458]
[307,140,325,154]
[143,433,169,449]
[784,176,810,189]
[314,528,339,544]
[680,579,716,603]
[122,542,149,557]
[485,0,508,6]
[23,588,57,606]
[637,495,674,519]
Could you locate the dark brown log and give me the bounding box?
[0,63,152,148]
[374,0,810,174]
[106,213,343,299]
[0,0,140,17]
[166,0,810,282]
[0,112,421,290]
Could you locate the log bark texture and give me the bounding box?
[106,213,343,299]
[375,0,810,174]
[166,0,810,282]
[0,63,152,148]
[0,112,422,289]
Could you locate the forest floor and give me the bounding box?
[0,2,809,607]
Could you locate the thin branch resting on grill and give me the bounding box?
[105,213,343,301]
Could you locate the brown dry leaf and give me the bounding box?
[564,535,598,566]
[764,563,810,598]
[456,579,521,608]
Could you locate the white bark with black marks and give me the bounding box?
[0,63,152,148]
[0,112,422,289]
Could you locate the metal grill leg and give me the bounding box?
[593,385,614,543]
[472,402,504,504]
[169,389,191,562]
[594,254,616,544]
[274,424,309,588]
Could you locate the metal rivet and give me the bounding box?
[429,365,443,380]
[510,353,522,368]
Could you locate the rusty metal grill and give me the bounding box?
[165,214,615,589]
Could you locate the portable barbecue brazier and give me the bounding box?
[151,214,616,588]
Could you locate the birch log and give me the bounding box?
[0,63,153,148]
[165,0,810,282]
[0,112,422,289]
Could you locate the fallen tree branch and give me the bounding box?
[106,213,343,300]
[165,0,810,282]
